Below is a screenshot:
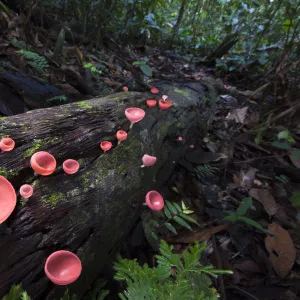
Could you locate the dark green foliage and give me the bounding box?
[15,50,48,74]
[114,240,232,299]
[224,197,265,232]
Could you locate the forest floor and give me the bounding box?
[1,8,300,300]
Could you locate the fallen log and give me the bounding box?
[0,80,216,299]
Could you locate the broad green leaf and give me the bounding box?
[236,197,252,217]
[289,148,300,168]
[272,140,291,149]
[174,216,192,231]
[278,129,289,140]
[164,206,171,219]
[151,231,159,240]
[166,200,178,215]
[238,216,264,231]
[224,213,237,222]
[132,61,146,65]
[164,222,177,234]
[179,213,199,225]
[140,64,152,77]
[289,192,300,207]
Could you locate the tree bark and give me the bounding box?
[0,81,215,299]
[173,0,188,37]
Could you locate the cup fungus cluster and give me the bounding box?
[0,86,170,285]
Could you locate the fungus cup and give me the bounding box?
[0,137,15,152]
[150,87,159,94]
[45,250,82,285]
[189,144,195,149]
[123,86,128,92]
[63,159,80,175]
[20,184,33,200]
[0,176,17,224]
[159,99,172,110]
[116,130,128,145]
[125,107,145,129]
[100,141,112,152]
[146,100,157,108]
[177,137,183,141]
[141,154,157,168]
[30,151,57,176]
[145,190,164,211]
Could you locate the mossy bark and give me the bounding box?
[0,81,216,299]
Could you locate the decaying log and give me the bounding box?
[0,81,216,299]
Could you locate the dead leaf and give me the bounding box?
[249,188,278,216]
[226,106,248,123]
[289,148,300,168]
[167,224,228,243]
[240,167,258,187]
[265,223,296,279]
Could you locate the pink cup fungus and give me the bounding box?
[0,137,15,152]
[145,190,164,211]
[30,151,57,176]
[146,100,157,108]
[151,87,159,94]
[189,144,195,149]
[20,184,33,200]
[0,176,17,224]
[141,154,157,168]
[177,137,183,141]
[125,107,145,129]
[123,86,128,92]
[159,99,172,110]
[44,250,82,285]
[63,159,80,175]
[116,130,128,145]
[100,141,112,152]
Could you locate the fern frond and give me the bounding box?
[3,284,31,300]
[16,50,48,74]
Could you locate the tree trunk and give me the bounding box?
[173,0,188,36]
[0,81,216,299]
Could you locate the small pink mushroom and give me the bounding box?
[189,144,194,148]
[141,154,157,168]
[177,137,183,141]
[125,107,145,129]
[0,137,15,152]
[146,100,157,108]
[162,95,168,101]
[116,130,128,144]
[20,184,33,200]
[123,86,128,92]
[151,87,159,94]
[145,191,164,211]
[100,141,112,152]
[63,159,80,175]
[30,151,57,176]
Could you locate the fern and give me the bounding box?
[46,95,68,105]
[15,50,49,74]
[195,165,217,178]
[2,284,31,300]
[114,240,232,300]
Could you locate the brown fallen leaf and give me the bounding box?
[226,106,248,123]
[167,224,228,243]
[265,223,296,279]
[249,188,278,216]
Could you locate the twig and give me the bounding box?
[212,235,226,300]
[233,155,277,164]
[227,284,260,300]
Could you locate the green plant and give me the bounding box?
[224,197,265,232]
[114,240,233,300]
[46,95,68,105]
[132,61,152,77]
[15,50,49,74]
[195,165,218,178]
[151,201,199,240]
[2,284,31,300]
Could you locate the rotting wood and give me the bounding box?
[0,81,216,299]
